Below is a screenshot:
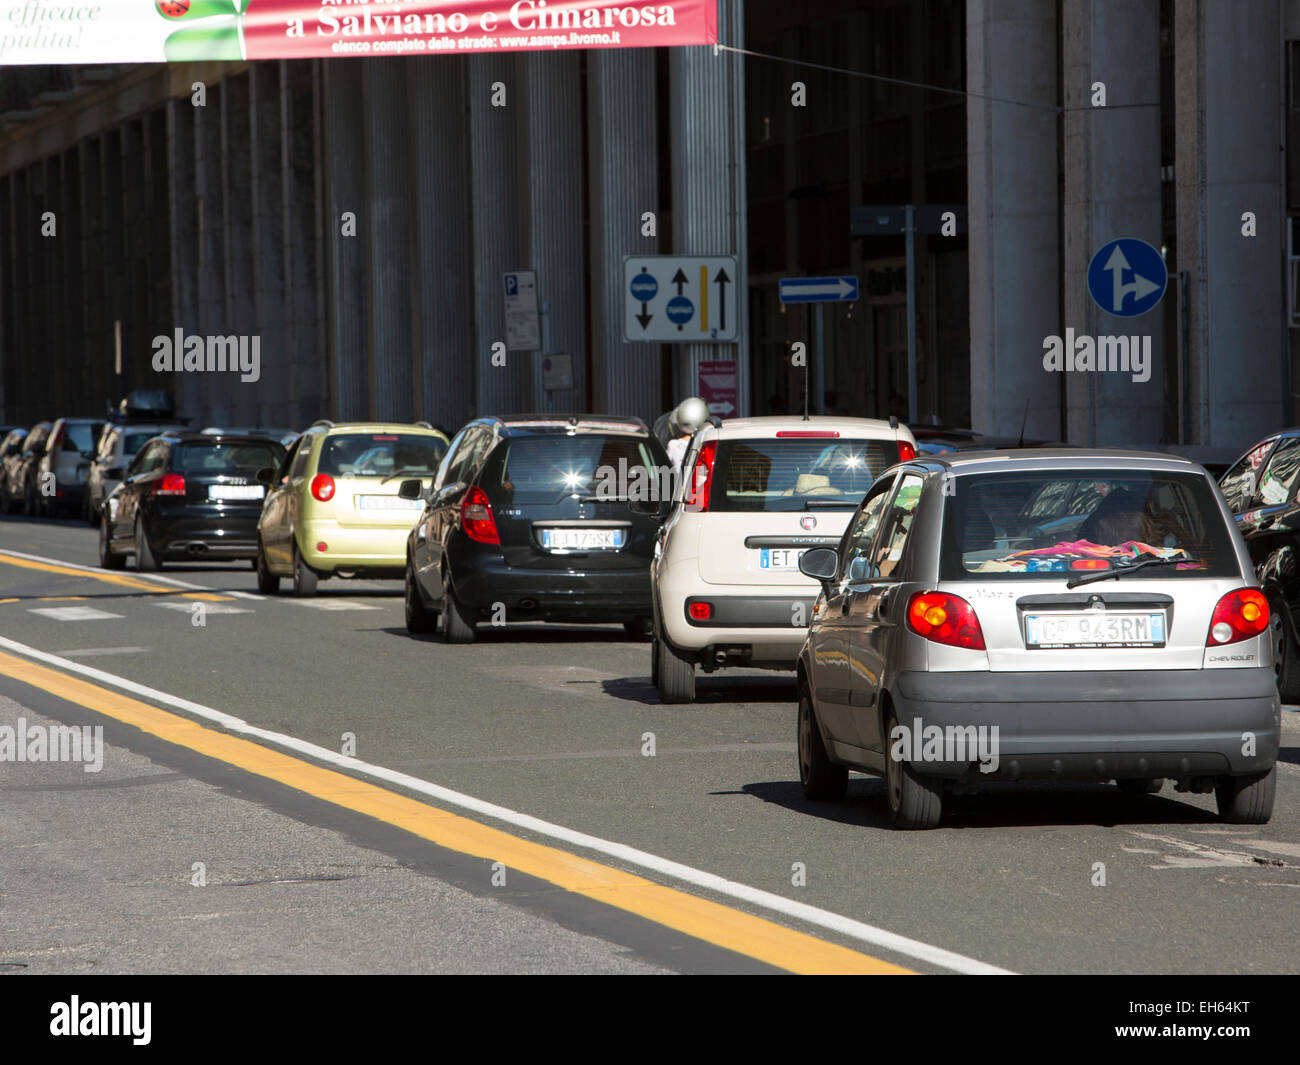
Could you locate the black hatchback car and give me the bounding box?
[402,415,670,642]
[98,431,286,571]
[1220,428,1300,700]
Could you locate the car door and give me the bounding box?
[1234,436,1300,604]
[110,441,159,546]
[421,426,491,603]
[809,477,895,748]
[844,472,927,754]
[262,434,310,570]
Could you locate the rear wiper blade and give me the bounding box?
[379,467,434,485]
[800,499,857,508]
[1065,556,1200,588]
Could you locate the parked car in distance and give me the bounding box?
[4,421,51,516]
[36,417,104,518]
[0,428,28,513]
[99,430,286,571]
[403,415,670,641]
[795,450,1279,829]
[85,422,187,524]
[650,415,918,702]
[256,420,449,596]
[1218,428,1300,701]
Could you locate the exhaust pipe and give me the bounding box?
[714,650,727,664]
[518,597,538,611]
[186,543,208,557]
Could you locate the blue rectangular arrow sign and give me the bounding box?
[778,276,860,304]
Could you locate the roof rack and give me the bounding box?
[309,419,335,430]
[414,420,433,430]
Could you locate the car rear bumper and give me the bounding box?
[298,520,411,572]
[888,667,1280,780]
[450,552,652,622]
[151,511,262,559]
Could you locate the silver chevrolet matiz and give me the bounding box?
[796,450,1280,829]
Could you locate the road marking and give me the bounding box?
[0,550,235,601]
[153,601,253,615]
[287,600,381,611]
[28,607,124,621]
[36,596,89,601]
[56,647,151,658]
[0,635,1012,975]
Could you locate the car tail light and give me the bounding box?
[310,473,336,502]
[461,485,500,544]
[153,473,186,497]
[906,591,985,650]
[897,440,916,461]
[688,601,712,621]
[1207,589,1269,646]
[685,441,716,511]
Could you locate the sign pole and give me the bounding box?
[905,204,918,424]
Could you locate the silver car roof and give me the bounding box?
[911,448,1205,476]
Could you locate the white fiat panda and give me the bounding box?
[650,415,917,702]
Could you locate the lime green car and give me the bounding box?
[256,420,449,596]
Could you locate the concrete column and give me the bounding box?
[670,0,749,416]
[251,63,289,428]
[521,52,586,415]
[408,57,474,433]
[193,86,226,424]
[323,60,368,421]
[363,58,415,422]
[167,99,201,423]
[219,74,254,425]
[588,49,659,421]
[965,0,1061,440]
[468,54,527,415]
[1062,0,1165,446]
[102,130,127,411]
[1175,0,1286,447]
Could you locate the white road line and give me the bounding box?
[153,602,253,615]
[286,600,381,611]
[28,607,124,621]
[56,647,151,658]
[0,633,1010,975]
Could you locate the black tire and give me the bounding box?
[797,680,848,800]
[256,539,280,595]
[292,544,318,597]
[623,617,653,640]
[656,632,696,703]
[99,516,125,570]
[1215,765,1276,824]
[883,705,943,829]
[1117,778,1163,795]
[1270,597,1300,703]
[650,632,661,689]
[441,571,476,644]
[405,560,438,635]
[134,516,159,572]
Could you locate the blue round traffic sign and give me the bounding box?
[630,271,658,302]
[665,296,693,327]
[1087,237,1167,317]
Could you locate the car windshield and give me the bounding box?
[60,422,101,452]
[123,431,160,455]
[493,434,665,504]
[939,470,1239,580]
[175,441,284,476]
[317,433,446,478]
[708,437,897,512]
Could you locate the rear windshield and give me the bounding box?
[175,441,284,477]
[939,471,1240,580]
[317,433,446,478]
[491,433,666,504]
[59,422,102,453]
[708,437,898,512]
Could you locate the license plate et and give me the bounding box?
[357,494,421,511]
[540,527,625,551]
[760,548,805,571]
[1025,611,1167,649]
[208,484,263,501]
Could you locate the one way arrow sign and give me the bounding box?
[778,276,860,304]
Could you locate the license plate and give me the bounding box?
[539,527,625,551]
[760,548,805,571]
[208,484,263,501]
[1025,611,1166,649]
[356,494,421,510]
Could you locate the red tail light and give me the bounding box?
[461,485,500,544]
[906,591,986,650]
[897,440,916,462]
[310,473,336,502]
[685,441,716,511]
[688,601,712,621]
[1207,589,1269,646]
[153,473,186,497]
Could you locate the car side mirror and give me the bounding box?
[398,478,425,501]
[799,547,839,582]
[433,481,465,506]
[255,467,275,486]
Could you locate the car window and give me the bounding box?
[840,478,895,580]
[434,427,474,489]
[60,422,100,453]
[1220,439,1275,512]
[131,442,162,476]
[317,432,446,479]
[490,433,665,504]
[1257,437,1300,505]
[872,474,925,579]
[175,441,284,476]
[707,436,898,512]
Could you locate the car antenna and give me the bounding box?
[1017,398,1030,447]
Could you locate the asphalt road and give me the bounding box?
[2,512,1298,974]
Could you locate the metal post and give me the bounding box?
[814,303,826,415]
[904,203,918,423]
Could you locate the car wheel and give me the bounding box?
[99,517,125,571]
[1116,778,1162,795]
[134,516,160,572]
[650,632,661,688]
[1270,597,1300,703]
[405,560,438,635]
[256,539,280,595]
[623,617,653,640]
[797,681,848,800]
[883,705,942,829]
[1215,765,1276,824]
[656,632,696,703]
[292,545,318,597]
[441,571,476,644]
